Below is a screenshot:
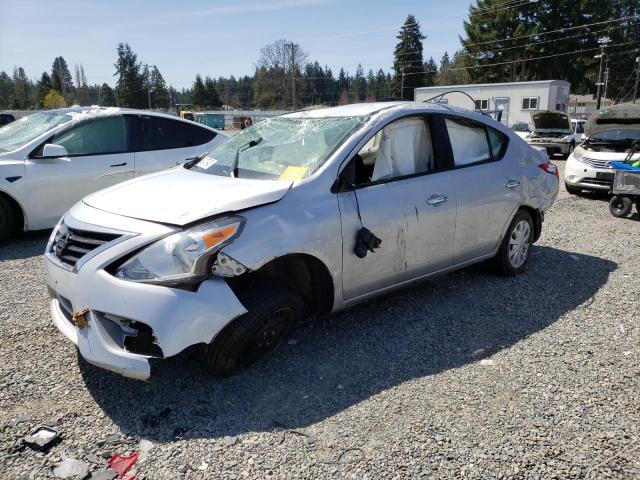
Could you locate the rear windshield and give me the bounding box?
[0,111,71,152]
[192,116,364,180]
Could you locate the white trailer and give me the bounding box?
[414,80,571,128]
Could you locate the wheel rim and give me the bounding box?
[240,307,292,365]
[508,220,531,268]
[612,198,625,212]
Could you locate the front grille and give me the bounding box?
[582,177,613,187]
[52,224,121,268]
[581,157,611,169]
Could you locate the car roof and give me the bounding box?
[40,106,219,131]
[283,101,468,119]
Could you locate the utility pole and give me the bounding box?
[141,64,156,110]
[595,36,610,110]
[634,56,640,104]
[288,42,297,110]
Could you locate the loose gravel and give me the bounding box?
[1,162,639,479]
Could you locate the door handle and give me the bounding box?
[426,194,448,205]
[110,162,127,167]
[505,179,521,188]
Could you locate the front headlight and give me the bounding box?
[115,216,245,284]
[572,146,585,163]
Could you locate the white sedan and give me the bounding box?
[0,107,226,240]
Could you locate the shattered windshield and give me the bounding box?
[0,111,71,153]
[192,116,365,180]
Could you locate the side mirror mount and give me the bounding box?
[42,144,69,158]
[333,160,356,193]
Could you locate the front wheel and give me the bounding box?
[492,210,534,276]
[201,286,303,378]
[0,196,17,242]
[609,195,632,218]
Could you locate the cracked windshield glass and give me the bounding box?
[193,116,364,180]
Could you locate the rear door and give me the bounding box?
[443,115,521,263]
[24,115,134,228]
[338,115,457,300]
[130,114,219,176]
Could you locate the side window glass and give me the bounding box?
[140,117,216,151]
[487,126,509,160]
[445,117,491,167]
[52,116,127,156]
[353,117,434,185]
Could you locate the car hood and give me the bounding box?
[83,167,293,226]
[585,104,640,138]
[531,111,571,133]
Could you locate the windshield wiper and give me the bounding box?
[231,136,263,178]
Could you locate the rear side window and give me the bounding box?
[445,117,491,166]
[52,116,127,156]
[487,127,509,160]
[138,116,216,151]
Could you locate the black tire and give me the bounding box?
[0,196,17,242]
[565,182,581,195]
[609,195,632,218]
[201,287,304,378]
[636,200,640,215]
[492,210,534,276]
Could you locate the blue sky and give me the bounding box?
[0,0,473,87]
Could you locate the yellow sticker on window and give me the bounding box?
[279,166,308,180]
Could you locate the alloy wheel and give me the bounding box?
[508,220,531,268]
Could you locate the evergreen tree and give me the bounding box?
[114,43,146,108]
[192,74,207,108]
[393,14,426,99]
[74,64,90,106]
[0,71,13,109]
[351,64,367,102]
[424,57,438,86]
[51,57,73,103]
[98,83,116,106]
[10,67,31,109]
[149,66,169,109]
[36,72,52,108]
[204,76,222,108]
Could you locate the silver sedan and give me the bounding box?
[44,102,559,380]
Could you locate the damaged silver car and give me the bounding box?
[44,102,559,380]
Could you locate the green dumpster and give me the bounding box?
[194,113,225,130]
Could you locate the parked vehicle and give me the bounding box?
[0,113,16,127]
[512,121,531,139]
[524,111,581,158]
[565,104,640,194]
[44,102,559,380]
[0,107,226,239]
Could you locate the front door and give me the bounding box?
[338,115,457,300]
[24,115,134,228]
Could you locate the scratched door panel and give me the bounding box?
[338,171,456,300]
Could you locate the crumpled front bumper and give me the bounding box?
[44,209,247,381]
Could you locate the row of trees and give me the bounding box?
[1,0,637,110]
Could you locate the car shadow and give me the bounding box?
[0,230,50,261]
[81,246,615,443]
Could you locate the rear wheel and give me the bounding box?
[201,286,303,378]
[492,210,533,276]
[0,196,17,242]
[565,182,581,195]
[609,195,632,218]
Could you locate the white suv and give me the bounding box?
[0,107,226,240]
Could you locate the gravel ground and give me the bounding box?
[1,162,639,479]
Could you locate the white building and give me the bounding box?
[414,80,571,128]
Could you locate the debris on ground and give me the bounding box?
[107,452,138,478]
[23,426,60,451]
[52,455,89,479]
[6,414,31,427]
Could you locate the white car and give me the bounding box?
[565,104,640,194]
[524,111,584,158]
[0,107,226,239]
